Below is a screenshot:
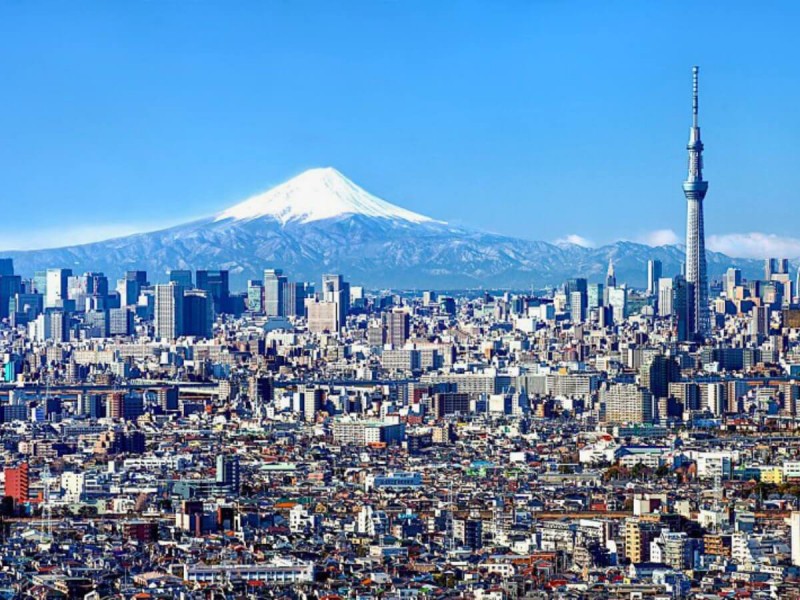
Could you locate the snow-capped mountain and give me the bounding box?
[215,167,436,225]
[2,168,768,288]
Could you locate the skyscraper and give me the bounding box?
[183,289,213,338]
[383,309,410,347]
[246,279,264,313]
[725,268,742,299]
[322,274,350,329]
[570,291,585,323]
[671,275,694,342]
[216,454,241,495]
[587,283,604,310]
[658,277,674,317]
[196,270,230,315]
[46,268,72,309]
[682,66,710,339]
[565,277,587,319]
[646,260,662,297]
[605,259,616,289]
[154,282,184,340]
[169,269,193,288]
[263,269,287,317]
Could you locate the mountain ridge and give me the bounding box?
[0,168,778,288]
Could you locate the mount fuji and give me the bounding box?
[3,168,765,288]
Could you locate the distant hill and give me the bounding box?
[2,167,771,289]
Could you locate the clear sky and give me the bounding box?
[1,1,799,257]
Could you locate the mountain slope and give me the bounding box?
[215,167,436,225]
[2,169,773,288]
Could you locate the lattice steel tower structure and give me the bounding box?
[682,66,710,339]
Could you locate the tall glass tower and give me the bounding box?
[682,66,710,339]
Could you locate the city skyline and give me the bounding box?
[5,5,800,597]
[2,2,800,256]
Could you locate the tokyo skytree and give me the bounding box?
[682,66,710,339]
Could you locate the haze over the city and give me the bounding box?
[2,1,799,256]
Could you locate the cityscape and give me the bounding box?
[4,3,800,600]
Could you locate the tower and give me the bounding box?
[606,259,616,289]
[683,66,710,339]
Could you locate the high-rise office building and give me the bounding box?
[383,309,410,347]
[68,272,108,312]
[608,287,627,322]
[196,270,230,315]
[263,269,287,317]
[282,281,297,317]
[322,274,349,328]
[29,309,68,342]
[0,274,21,320]
[792,512,800,566]
[216,454,241,495]
[46,268,72,309]
[671,275,694,342]
[125,270,149,287]
[33,271,47,296]
[640,354,680,399]
[169,270,193,288]
[298,386,323,422]
[9,292,43,327]
[0,259,13,277]
[605,259,616,289]
[109,307,134,336]
[587,283,604,310]
[725,268,742,298]
[565,278,587,319]
[246,280,264,313]
[570,291,585,323]
[647,260,662,297]
[117,278,140,308]
[306,298,340,333]
[765,258,789,281]
[658,277,674,317]
[750,306,770,338]
[682,66,710,339]
[183,289,213,338]
[154,282,184,340]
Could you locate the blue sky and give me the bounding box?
[1,1,799,256]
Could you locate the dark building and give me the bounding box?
[125,271,149,287]
[183,289,213,338]
[433,392,470,419]
[196,270,230,314]
[216,454,241,495]
[0,275,21,320]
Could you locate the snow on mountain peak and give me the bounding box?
[215,167,437,225]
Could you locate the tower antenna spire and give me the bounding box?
[692,66,699,127]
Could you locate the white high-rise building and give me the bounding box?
[45,268,72,309]
[263,268,287,317]
[792,512,800,566]
[658,277,674,317]
[154,282,184,341]
[608,287,627,323]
